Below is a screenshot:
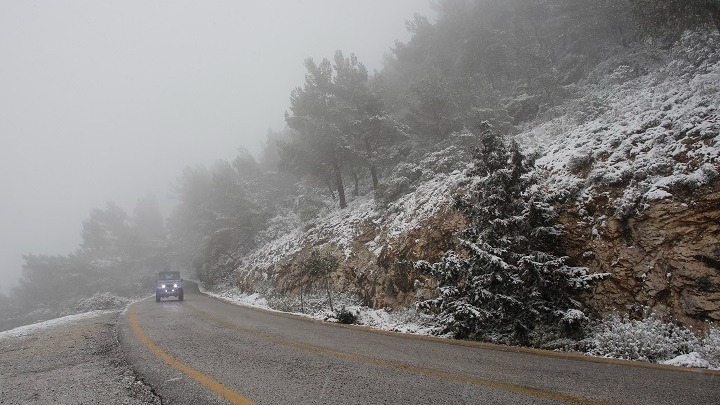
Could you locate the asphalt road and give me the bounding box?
[118,283,720,405]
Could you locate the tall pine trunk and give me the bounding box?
[333,162,347,208]
[369,164,379,191]
[364,137,379,190]
[352,171,360,196]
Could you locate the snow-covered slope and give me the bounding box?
[523,30,720,326]
[237,169,467,282]
[217,29,720,328]
[529,30,719,218]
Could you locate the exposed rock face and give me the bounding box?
[562,183,720,327]
[239,179,720,328]
[371,209,467,308]
[237,207,466,310]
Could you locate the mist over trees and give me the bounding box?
[168,151,296,285]
[3,0,718,338]
[3,195,167,328]
[283,51,405,207]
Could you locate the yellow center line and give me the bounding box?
[185,302,615,405]
[128,302,255,405]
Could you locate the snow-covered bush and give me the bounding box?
[335,306,358,324]
[566,153,594,176]
[560,308,591,340]
[584,315,699,362]
[588,317,720,369]
[696,327,720,368]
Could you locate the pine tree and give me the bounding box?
[80,201,130,255]
[416,124,603,345]
[333,51,405,191]
[285,57,353,208]
[406,70,461,141]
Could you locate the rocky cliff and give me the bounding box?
[534,30,720,326]
[563,184,720,327]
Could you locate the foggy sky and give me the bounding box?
[0,1,435,293]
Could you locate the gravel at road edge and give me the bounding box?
[0,310,161,404]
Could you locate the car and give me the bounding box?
[156,271,183,302]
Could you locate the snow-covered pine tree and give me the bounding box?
[416,123,603,345]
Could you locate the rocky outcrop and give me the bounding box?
[237,207,466,310]
[237,178,720,329]
[370,208,466,308]
[562,183,720,327]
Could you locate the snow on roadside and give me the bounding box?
[661,352,711,369]
[200,281,720,371]
[352,306,435,335]
[200,285,272,310]
[0,310,115,339]
[198,283,435,336]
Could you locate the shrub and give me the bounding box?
[584,315,699,362]
[336,306,358,324]
[697,327,720,369]
[301,250,339,312]
[567,153,594,176]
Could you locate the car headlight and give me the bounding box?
[161,284,166,288]
[173,284,179,288]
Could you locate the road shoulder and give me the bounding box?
[0,310,161,404]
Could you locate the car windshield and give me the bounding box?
[158,272,180,280]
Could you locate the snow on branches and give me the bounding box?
[416,125,606,345]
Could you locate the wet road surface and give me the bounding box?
[118,283,720,404]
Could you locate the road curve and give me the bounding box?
[118,283,720,404]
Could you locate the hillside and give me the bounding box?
[209,27,719,326]
[532,29,720,326]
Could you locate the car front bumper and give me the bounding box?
[156,288,183,297]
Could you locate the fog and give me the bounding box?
[0,1,434,293]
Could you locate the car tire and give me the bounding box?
[156,294,161,302]
[178,293,184,301]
